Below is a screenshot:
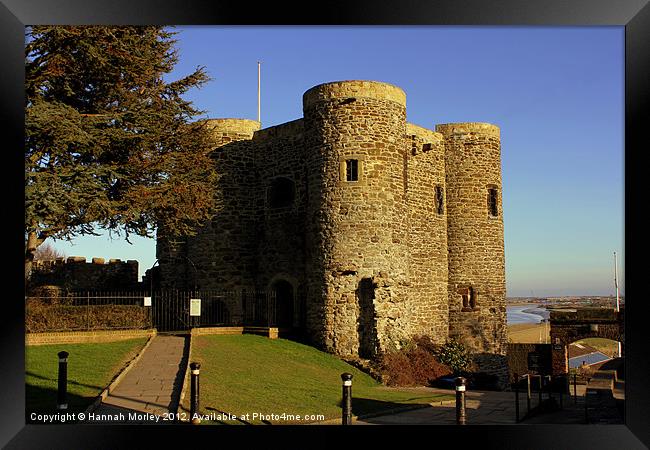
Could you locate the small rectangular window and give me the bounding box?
[346,159,359,182]
[435,185,444,215]
[488,188,498,217]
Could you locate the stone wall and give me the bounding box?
[437,122,508,387]
[26,328,155,346]
[252,119,307,328]
[549,307,624,375]
[29,257,140,292]
[406,123,448,343]
[507,343,553,381]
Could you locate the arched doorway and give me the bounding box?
[549,307,624,375]
[272,279,294,328]
[356,277,378,359]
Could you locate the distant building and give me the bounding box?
[568,342,611,368]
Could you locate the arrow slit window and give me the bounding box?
[488,187,499,217]
[435,185,444,215]
[346,159,359,182]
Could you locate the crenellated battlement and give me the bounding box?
[33,256,138,267]
[252,119,303,141]
[30,256,140,292]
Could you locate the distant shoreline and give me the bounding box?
[521,307,547,318]
[506,301,534,307]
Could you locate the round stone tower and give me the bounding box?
[436,122,508,383]
[158,118,261,294]
[302,80,410,357]
[202,118,261,147]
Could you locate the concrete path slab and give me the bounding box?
[86,334,189,424]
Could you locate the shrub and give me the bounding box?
[434,340,473,375]
[26,299,150,332]
[376,336,453,387]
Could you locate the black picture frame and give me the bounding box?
[3,1,647,448]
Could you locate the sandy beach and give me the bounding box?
[508,322,550,343]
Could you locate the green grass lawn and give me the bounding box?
[26,337,149,416]
[182,334,453,424]
[575,338,620,358]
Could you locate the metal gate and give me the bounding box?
[151,290,189,332]
[242,290,277,326]
[150,290,274,332]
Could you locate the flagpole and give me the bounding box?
[257,61,261,125]
[614,251,621,357]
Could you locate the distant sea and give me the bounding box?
[507,305,550,325]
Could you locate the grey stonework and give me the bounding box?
[156,80,509,385]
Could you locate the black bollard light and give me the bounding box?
[455,377,467,425]
[57,351,69,410]
[190,362,201,424]
[573,373,578,404]
[341,373,353,425]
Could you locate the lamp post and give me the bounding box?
[614,251,622,358]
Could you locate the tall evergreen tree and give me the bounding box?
[25,26,218,282]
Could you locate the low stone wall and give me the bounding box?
[26,328,156,346]
[190,327,245,336]
[190,326,278,338]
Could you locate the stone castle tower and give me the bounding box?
[157,80,508,382]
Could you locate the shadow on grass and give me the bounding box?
[26,384,95,423]
[341,397,431,418]
[26,371,105,391]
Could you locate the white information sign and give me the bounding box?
[190,298,201,316]
[144,297,152,306]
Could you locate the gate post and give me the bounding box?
[525,374,531,415]
[514,373,519,423]
[584,386,589,424]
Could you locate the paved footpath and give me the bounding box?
[88,334,189,424]
[353,388,517,425]
[321,386,609,426]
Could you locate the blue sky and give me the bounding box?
[50,26,624,297]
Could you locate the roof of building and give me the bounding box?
[568,342,601,359]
